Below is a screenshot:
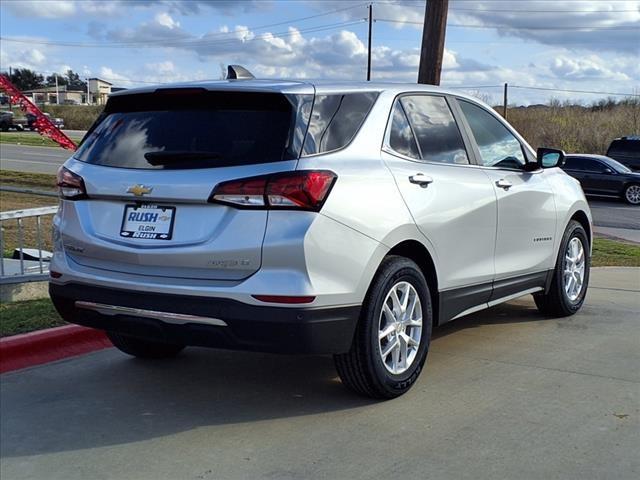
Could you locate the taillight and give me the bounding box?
[209,170,337,211]
[56,166,87,200]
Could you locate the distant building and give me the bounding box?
[22,86,86,105]
[88,78,112,105]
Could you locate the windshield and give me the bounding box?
[74,91,312,169]
[605,157,632,173]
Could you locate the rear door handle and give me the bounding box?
[495,179,513,190]
[409,173,434,187]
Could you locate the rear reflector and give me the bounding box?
[252,295,316,304]
[210,170,336,211]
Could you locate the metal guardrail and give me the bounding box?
[0,186,58,197]
[0,205,59,284]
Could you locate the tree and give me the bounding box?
[65,69,86,90]
[9,68,44,91]
[46,73,68,87]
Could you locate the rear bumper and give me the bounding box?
[49,283,360,354]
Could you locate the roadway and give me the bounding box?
[1,267,638,480]
[0,144,71,175]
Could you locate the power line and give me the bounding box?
[0,20,367,49]
[448,84,639,97]
[375,18,640,29]
[374,0,639,12]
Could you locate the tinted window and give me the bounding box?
[580,159,609,173]
[388,102,420,159]
[400,95,469,164]
[302,92,378,156]
[563,158,585,170]
[459,100,525,169]
[74,91,311,169]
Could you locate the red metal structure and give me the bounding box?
[0,74,77,151]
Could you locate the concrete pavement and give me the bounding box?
[0,144,70,175]
[1,267,638,480]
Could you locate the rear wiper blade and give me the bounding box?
[144,151,222,165]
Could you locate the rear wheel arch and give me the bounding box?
[385,240,439,327]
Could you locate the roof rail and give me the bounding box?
[227,65,255,80]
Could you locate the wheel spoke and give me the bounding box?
[379,324,395,340]
[381,338,399,359]
[383,303,396,322]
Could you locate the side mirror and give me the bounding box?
[537,147,566,169]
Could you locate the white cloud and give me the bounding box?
[154,12,180,30]
[4,0,76,18]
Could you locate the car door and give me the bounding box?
[578,158,620,194]
[455,99,557,293]
[562,157,589,190]
[381,94,498,318]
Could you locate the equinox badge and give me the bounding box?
[127,184,153,197]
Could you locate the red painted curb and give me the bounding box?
[0,325,112,374]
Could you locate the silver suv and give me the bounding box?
[50,78,592,398]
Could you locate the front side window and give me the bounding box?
[400,95,469,165]
[302,92,378,156]
[388,102,420,159]
[459,100,525,169]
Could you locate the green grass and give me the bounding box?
[0,132,61,147]
[0,298,66,337]
[0,169,57,191]
[592,238,640,267]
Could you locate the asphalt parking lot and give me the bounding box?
[1,267,638,480]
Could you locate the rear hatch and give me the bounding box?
[62,87,313,280]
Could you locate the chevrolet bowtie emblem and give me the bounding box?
[127,184,153,196]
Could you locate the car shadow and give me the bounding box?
[1,300,543,458]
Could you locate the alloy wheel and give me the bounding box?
[378,281,423,375]
[625,185,640,205]
[564,237,586,302]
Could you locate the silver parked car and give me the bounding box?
[50,76,592,398]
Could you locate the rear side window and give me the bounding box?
[74,91,312,169]
[388,102,420,159]
[459,100,525,169]
[302,92,378,156]
[400,95,469,165]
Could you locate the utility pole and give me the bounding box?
[418,0,449,85]
[86,77,90,105]
[55,73,60,105]
[367,4,372,81]
[503,83,508,119]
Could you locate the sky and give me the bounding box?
[0,0,638,105]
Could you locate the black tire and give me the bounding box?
[107,331,185,359]
[534,220,590,317]
[334,256,433,399]
[623,184,640,205]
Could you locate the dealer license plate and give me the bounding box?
[120,204,175,240]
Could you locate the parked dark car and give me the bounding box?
[562,154,640,205]
[606,136,640,171]
[26,112,65,130]
[0,111,24,131]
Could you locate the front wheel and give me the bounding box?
[534,220,590,317]
[107,332,185,359]
[334,256,433,399]
[623,184,640,205]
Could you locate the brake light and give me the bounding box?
[210,170,337,211]
[56,166,87,200]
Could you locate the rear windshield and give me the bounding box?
[607,139,640,158]
[74,91,312,169]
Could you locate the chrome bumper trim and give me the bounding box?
[75,301,228,327]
